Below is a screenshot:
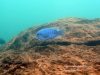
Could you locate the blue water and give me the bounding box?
[0,0,100,42]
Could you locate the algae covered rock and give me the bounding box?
[0,18,100,75]
[2,18,100,51]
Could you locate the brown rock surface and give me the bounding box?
[0,18,100,75]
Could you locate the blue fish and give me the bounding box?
[36,28,63,40]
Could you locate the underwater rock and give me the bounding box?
[0,18,100,75]
[0,38,6,48]
[0,38,5,45]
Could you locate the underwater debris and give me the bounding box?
[36,28,63,40]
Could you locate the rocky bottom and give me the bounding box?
[0,45,100,75]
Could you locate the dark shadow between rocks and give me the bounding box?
[4,39,100,51]
[31,41,71,47]
[83,40,100,46]
[27,41,72,53]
